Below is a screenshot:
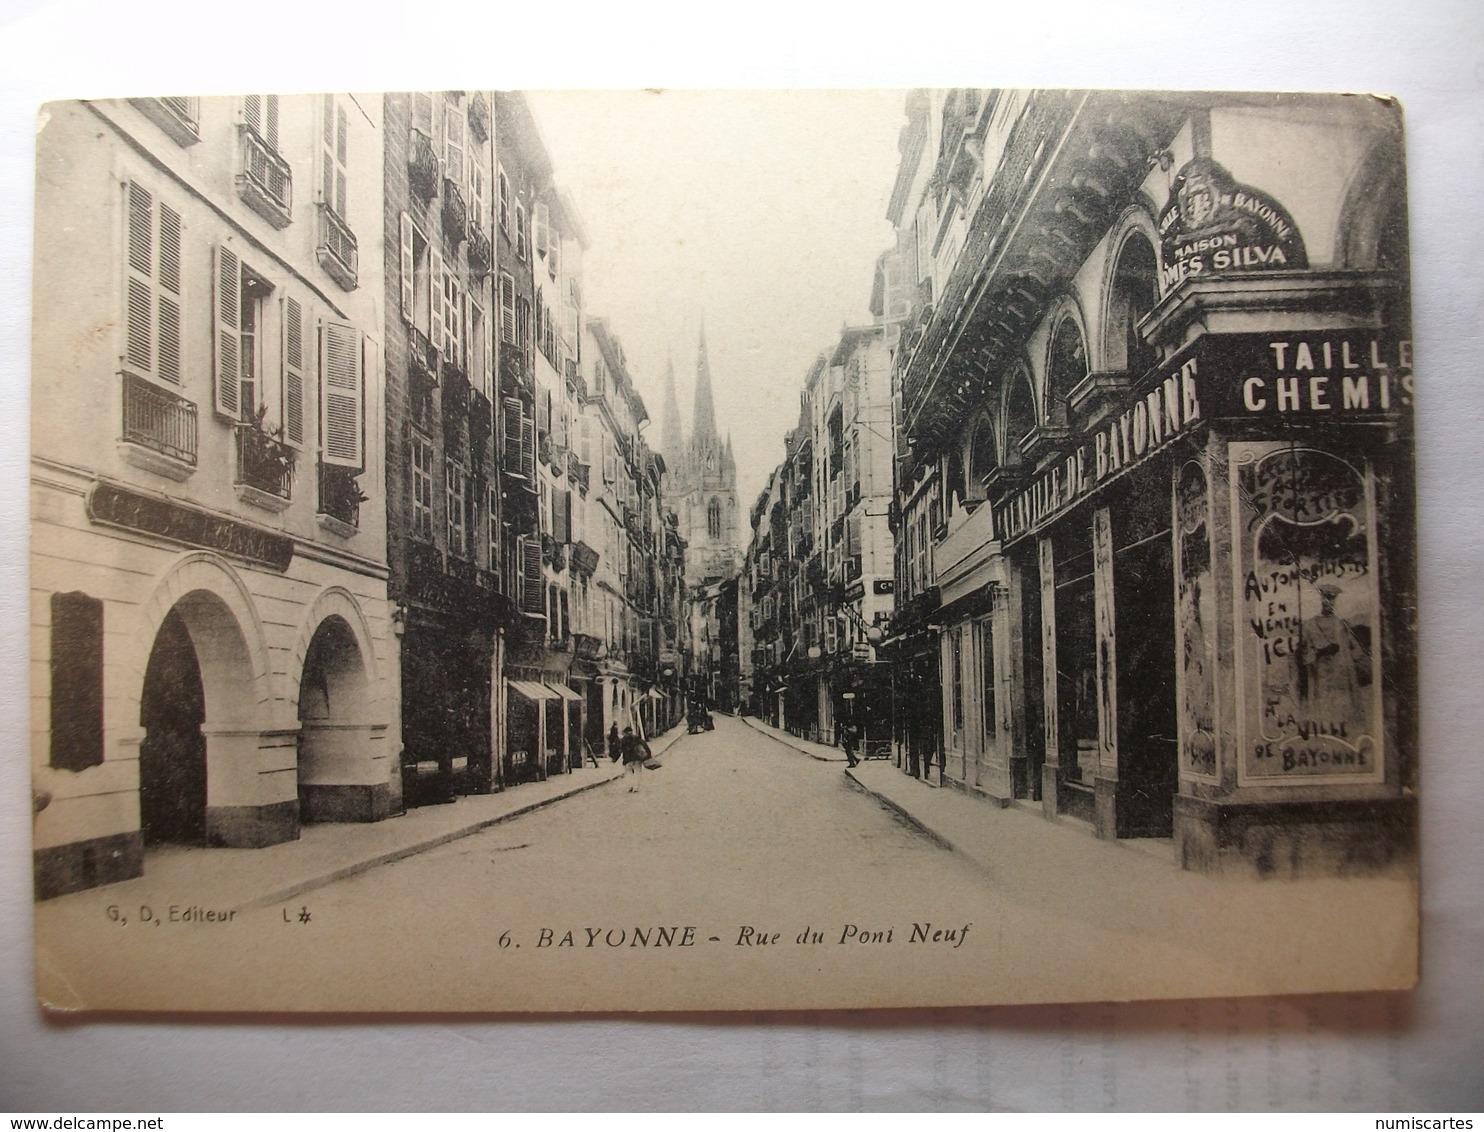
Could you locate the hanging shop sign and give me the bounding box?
[1231,441,1383,785]
[1157,157,1308,289]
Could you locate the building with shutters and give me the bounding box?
[384,90,511,805]
[880,89,1415,875]
[573,319,684,745]
[739,326,896,747]
[31,95,392,898]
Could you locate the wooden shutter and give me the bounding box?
[429,247,445,355]
[521,412,536,480]
[244,94,262,134]
[411,92,434,135]
[399,213,415,324]
[320,321,364,468]
[500,274,515,344]
[534,200,548,258]
[123,183,154,375]
[156,202,182,384]
[50,592,104,772]
[281,296,306,447]
[213,244,241,419]
[502,397,523,473]
[480,288,494,394]
[536,388,550,435]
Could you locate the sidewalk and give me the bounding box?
[739,714,847,762]
[741,712,1181,875]
[45,724,690,914]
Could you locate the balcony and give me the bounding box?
[119,373,197,479]
[130,97,200,147]
[467,91,491,144]
[316,204,358,292]
[466,218,492,273]
[317,461,365,535]
[234,422,294,510]
[236,126,292,229]
[408,129,439,202]
[441,178,468,248]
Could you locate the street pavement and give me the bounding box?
[34,713,1416,1014]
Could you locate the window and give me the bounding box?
[1047,314,1087,424]
[488,485,501,565]
[122,183,183,386]
[979,613,996,742]
[467,293,491,396]
[516,295,532,356]
[442,269,464,367]
[1107,231,1160,377]
[50,592,104,772]
[497,168,510,235]
[243,94,280,150]
[535,200,549,259]
[239,95,291,226]
[411,435,434,539]
[708,498,722,541]
[320,95,348,220]
[447,458,467,556]
[443,94,464,186]
[515,203,528,260]
[398,214,431,336]
[213,246,274,422]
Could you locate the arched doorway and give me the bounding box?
[298,615,372,822]
[138,608,207,846]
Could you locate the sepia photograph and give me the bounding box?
[28,87,1421,1015]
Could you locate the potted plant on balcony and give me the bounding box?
[237,405,295,497]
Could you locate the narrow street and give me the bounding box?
[36,714,1414,1015]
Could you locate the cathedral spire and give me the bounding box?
[692,323,718,446]
[661,352,683,463]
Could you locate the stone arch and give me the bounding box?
[1043,296,1090,428]
[1100,208,1164,376]
[130,552,274,732]
[963,411,998,502]
[1335,133,1408,274]
[286,586,383,719]
[1001,359,1037,465]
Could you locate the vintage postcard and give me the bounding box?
[30,89,1417,1013]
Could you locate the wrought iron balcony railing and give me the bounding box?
[121,373,197,466]
[408,129,439,202]
[317,461,364,528]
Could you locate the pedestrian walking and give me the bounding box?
[839,720,860,768]
[619,725,650,792]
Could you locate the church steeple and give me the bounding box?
[722,433,735,474]
[692,323,718,446]
[661,353,684,465]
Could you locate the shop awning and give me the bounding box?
[549,682,583,703]
[508,680,561,703]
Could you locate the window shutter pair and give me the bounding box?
[321,95,349,218]
[123,182,183,387]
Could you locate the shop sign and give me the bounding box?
[1158,157,1308,289]
[87,482,294,571]
[1200,333,1413,420]
[1231,441,1383,785]
[994,354,1202,543]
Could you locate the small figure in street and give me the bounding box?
[620,725,650,792]
[608,722,621,763]
[839,720,860,768]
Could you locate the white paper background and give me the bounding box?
[2,0,1481,1111]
